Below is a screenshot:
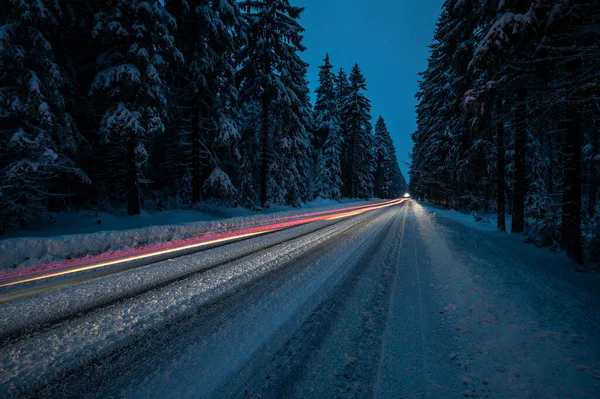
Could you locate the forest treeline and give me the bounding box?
[0,0,407,232]
[411,0,599,263]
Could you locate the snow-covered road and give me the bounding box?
[1,201,599,398]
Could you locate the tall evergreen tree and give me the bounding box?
[410,5,457,206]
[267,65,312,206]
[313,53,337,151]
[89,0,182,215]
[374,117,405,198]
[342,64,373,199]
[165,0,242,204]
[238,0,309,207]
[412,0,599,265]
[313,53,342,199]
[0,0,89,230]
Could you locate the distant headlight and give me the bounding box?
[403,193,410,198]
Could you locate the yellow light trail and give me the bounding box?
[0,199,406,289]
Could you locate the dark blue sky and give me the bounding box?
[299,0,443,180]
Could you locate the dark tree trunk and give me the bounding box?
[496,96,506,232]
[260,51,271,207]
[561,106,583,263]
[127,141,141,215]
[512,89,527,233]
[192,97,201,204]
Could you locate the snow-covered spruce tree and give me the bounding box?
[165,0,242,204]
[202,167,237,204]
[313,54,343,200]
[470,0,599,260]
[236,148,258,209]
[267,64,312,207]
[373,116,404,199]
[48,2,101,209]
[320,121,344,201]
[341,64,373,199]
[540,0,599,262]
[412,0,480,208]
[443,0,481,209]
[469,0,543,233]
[313,54,337,151]
[0,0,90,230]
[299,78,314,204]
[89,0,182,215]
[238,0,310,207]
[389,149,408,198]
[335,67,351,194]
[373,117,389,198]
[410,6,457,207]
[524,131,554,247]
[235,98,261,208]
[335,67,350,115]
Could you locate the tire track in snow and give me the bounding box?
[373,202,409,398]
[222,205,409,398]
[330,204,410,398]
[373,202,463,398]
[2,209,390,398]
[18,207,398,399]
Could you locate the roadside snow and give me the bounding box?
[412,202,600,398]
[0,199,371,271]
[421,202,513,232]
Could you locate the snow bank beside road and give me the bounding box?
[421,202,513,232]
[0,199,371,271]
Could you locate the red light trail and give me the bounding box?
[0,199,406,288]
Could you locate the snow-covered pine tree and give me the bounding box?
[410,5,458,207]
[89,0,182,215]
[373,116,405,199]
[373,117,386,198]
[321,123,344,201]
[235,99,262,208]
[165,0,242,204]
[335,67,350,114]
[524,130,554,246]
[540,0,599,262]
[238,0,310,207]
[48,2,100,210]
[0,0,90,230]
[313,53,343,200]
[470,0,542,232]
[389,148,408,198]
[268,63,312,207]
[236,149,257,209]
[313,54,337,151]
[335,68,351,193]
[341,64,373,199]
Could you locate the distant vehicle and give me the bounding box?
[403,193,411,198]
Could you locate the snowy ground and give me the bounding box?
[1,201,599,398]
[421,201,513,232]
[0,199,371,271]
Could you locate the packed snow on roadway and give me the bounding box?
[0,199,373,272]
[1,201,598,399]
